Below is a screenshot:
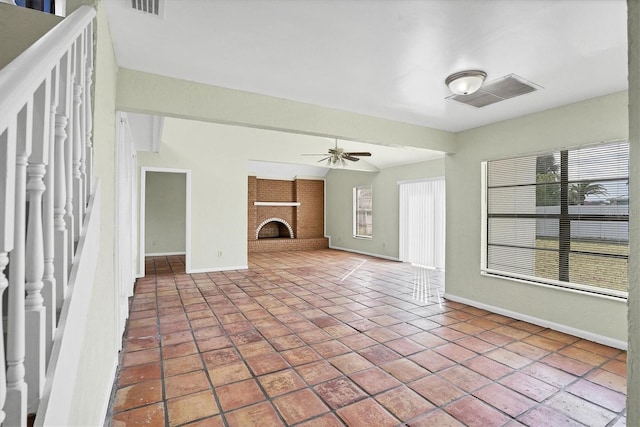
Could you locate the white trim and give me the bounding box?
[254,202,301,207]
[98,354,119,427]
[397,176,445,185]
[255,217,295,239]
[139,167,192,277]
[187,265,249,274]
[295,175,325,181]
[145,251,186,256]
[328,242,400,261]
[443,293,627,350]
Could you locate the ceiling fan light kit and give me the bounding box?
[445,70,487,95]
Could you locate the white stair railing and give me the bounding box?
[0,5,96,423]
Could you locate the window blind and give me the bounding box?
[484,141,629,297]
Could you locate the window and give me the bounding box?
[353,185,372,238]
[482,141,629,298]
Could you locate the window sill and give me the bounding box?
[353,235,372,240]
[480,270,628,302]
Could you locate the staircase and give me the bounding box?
[0,5,99,425]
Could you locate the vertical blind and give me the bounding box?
[484,141,629,296]
[399,179,445,269]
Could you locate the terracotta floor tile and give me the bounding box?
[567,378,626,412]
[408,349,454,373]
[163,354,203,377]
[236,341,275,358]
[122,348,161,368]
[546,391,617,426]
[350,367,401,394]
[499,371,559,402]
[216,379,266,412]
[314,377,367,409]
[329,352,373,374]
[408,409,465,426]
[336,398,399,427]
[376,386,434,421]
[295,360,342,385]
[111,402,165,427]
[517,405,584,427]
[109,252,628,427]
[296,413,345,427]
[167,391,219,426]
[202,348,241,369]
[409,375,465,406]
[359,344,402,365]
[281,346,321,366]
[485,348,532,369]
[473,383,536,417]
[523,362,577,388]
[541,353,592,376]
[269,334,306,351]
[587,368,626,394]
[165,370,210,399]
[456,336,497,354]
[445,395,511,427]
[163,341,199,359]
[439,365,492,392]
[381,358,429,382]
[433,343,477,363]
[117,362,162,387]
[462,355,511,381]
[113,380,163,413]
[245,353,289,375]
[208,361,252,386]
[273,388,330,424]
[312,340,351,358]
[258,369,306,397]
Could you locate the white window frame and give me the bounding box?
[480,141,629,300]
[353,185,372,239]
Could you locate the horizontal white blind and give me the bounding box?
[485,141,629,295]
[399,179,445,268]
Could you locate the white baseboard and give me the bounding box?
[99,354,119,426]
[444,293,627,350]
[145,251,186,256]
[187,265,249,274]
[328,244,400,262]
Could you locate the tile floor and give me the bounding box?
[107,249,627,426]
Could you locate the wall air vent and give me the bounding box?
[129,0,164,17]
[447,74,542,108]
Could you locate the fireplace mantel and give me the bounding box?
[254,202,301,207]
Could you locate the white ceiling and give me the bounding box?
[105,0,627,134]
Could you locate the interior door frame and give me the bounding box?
[139,167,192,277]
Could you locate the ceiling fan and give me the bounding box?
[302,139,372,166]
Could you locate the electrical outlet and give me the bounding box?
[217,251,223,257]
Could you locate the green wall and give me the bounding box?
[325,158,445,259]
[446,91,629,346]
[145,172,186,255]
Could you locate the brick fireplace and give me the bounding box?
[248,176,329,252]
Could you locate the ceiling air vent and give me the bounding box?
[130,0,163,17]
[447,74,542,108]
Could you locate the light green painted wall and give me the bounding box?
[325,158,445,259]
[627,0,639,422]
[138,118,249,271]
[145,172,186,254]
[116,68,456,153]
[446,91,629,345]
[66,1,119,425]
[0,3,62,70]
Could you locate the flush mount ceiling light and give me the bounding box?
[445,70,487,95]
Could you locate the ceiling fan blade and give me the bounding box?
[344,152,371,156]
[317,156,330,163]
[342,155,360,162]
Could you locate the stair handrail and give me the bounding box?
[0,5,96,132]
